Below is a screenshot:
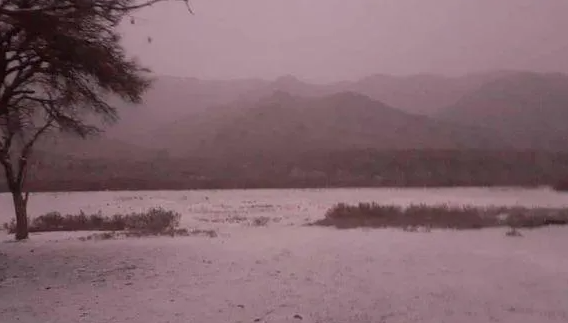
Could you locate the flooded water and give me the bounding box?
[1,187,568,226]
[2,188,568,323]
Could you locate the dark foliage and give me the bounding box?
[552,180,568,192]
[4,149,568,191]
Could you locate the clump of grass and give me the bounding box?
[3,207,185,236]
[313,203,568,230]
[79,227,216,241]
[123,208,181,235]
[251,216,271,227]
[189,229,218,238]
[505,227,523,237]
[79,231,118,241]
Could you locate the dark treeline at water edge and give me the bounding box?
[3,149,568,192]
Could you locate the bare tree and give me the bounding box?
[0,0,189,240]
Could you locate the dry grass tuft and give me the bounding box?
[251,216,271,227]
[505,227,523,237]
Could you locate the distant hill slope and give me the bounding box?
[342,71,515,115]
[30,135,161,170]
[233,73,506,116]
[437,72,568,150]
[103,76,267,143]
[104,71,508,147]
[153,91,505,158]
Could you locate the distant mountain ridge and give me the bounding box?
[156,91,504,158]
[103,71,504,142]
[49,70,568,161]
[438,71,568,150]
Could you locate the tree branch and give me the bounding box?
[0,53,43,116]
[0,0,191,192]
[0,127,15,190]
[16,115,54,187]
[0,0,193,16]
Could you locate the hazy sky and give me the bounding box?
[121,0,568,82]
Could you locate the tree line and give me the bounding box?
[2,149,568,192]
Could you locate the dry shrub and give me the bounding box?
[123,208,180,235]
[314,203,568,230]
[505,227,523,237]
[4,207,184,236]
[251,216,271,227]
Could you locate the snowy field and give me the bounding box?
[1,188,568,323]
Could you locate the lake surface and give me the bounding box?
[1,187,568,226]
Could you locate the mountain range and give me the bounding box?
[70,70,568,159]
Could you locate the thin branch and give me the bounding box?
[0,128,15,190]
[21,118,53,159]
[0,58,43,115]
[0,0,193,15]
[16,116,54,186]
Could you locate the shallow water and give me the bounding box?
[2,188,568,323]
[1,187,568,226]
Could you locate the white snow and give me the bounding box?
[1,188,568,323]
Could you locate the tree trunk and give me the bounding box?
[2,140,34,240]
[11,189,28,240]
[1,148,31,240]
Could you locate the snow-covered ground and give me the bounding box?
[1,188,568,323]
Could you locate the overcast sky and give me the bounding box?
[120,0,568,83]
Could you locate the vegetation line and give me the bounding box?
[2,207,190,237]
[0,184,551,194]
[313,203,568,230]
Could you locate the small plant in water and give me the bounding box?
[505,227,523,237]
[251,216,271,227]
[189,229,218,238]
